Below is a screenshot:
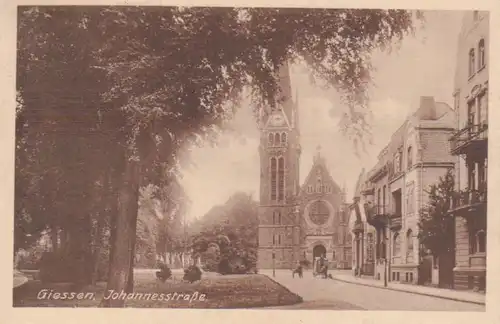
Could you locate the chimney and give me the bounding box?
[418,96,437,120]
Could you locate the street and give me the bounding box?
[261,270,485,311]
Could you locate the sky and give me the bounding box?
[179,10,464,221]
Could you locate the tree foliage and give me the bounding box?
[418,169,455,257]
[15,6,422,305]
[189,192,258,273]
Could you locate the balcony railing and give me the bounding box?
[388,214,402,230]
[364,204,389,228]
[352,221,364,233]
[450,188,487,214]
[449,123,488,156]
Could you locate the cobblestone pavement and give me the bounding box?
[261,270,485,311]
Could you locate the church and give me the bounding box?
[257,62,352,270]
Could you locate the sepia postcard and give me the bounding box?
[3,1,500,323]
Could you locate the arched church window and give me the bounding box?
[270,157,277,201]
[309,200,330,226]
[278,157,285,201]
[281,132,287,145]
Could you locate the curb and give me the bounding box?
[332,276,485,306]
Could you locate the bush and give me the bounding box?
[183,265,202,283]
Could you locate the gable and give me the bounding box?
[264,108,291,129]
[300,160,341,196]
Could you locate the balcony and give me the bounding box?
[449,123,488,156]
[388,213,402,230]
[450,189,487,215]
[469,254,486,268]
[352,220,364,234]
[364,204,389,228]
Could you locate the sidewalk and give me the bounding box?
[330,270,485,305]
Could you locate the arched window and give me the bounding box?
[393,232,401,256]
[274,133,280,146]
[278,157,285,201]
[407,146,413,169]
[268,133,274,146]
[478,39,486,69]
[476,230,486,253]
[270,157,277,200]
[281,132,287,145]
[469,48,476,77]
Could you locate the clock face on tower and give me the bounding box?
[269,113,286,127]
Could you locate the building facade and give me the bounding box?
[350,96,456,285]
[449,11,488,292]
[257,63,351,270]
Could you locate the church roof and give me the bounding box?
[299,145,342,195]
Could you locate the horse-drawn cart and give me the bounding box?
[313,256,329,278]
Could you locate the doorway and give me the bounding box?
[313,244,327,260]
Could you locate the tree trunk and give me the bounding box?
[50,225,59,253]
[126,207,138,293]
[100,158,140,307]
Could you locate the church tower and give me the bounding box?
[257,62,301,269]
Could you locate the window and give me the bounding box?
[468,163,477,191]
[308,185,313,193]
[406,230,414,262]
[406,183,415,215]
[393,232,401,256]
[273,211,281,225]
[268,133,274,146]
[332,251,336,260]
[274,133,280,146]
[473,10,479,21]
[278,233,282,245]
[478,39,486,69]
[367,233,374,261]
[478,92,488,125]
[469,48,475,77]
[407,146,413,169]
[309,200,330,225]
[377,188,381,208]
[281,132,287,145]
[477,230,486,253]
[382,185,387,213]
[278,157,285,201]
[467,100,476,126]
[270,157,277,200]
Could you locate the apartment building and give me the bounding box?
[449,11,488,292]
[354,96,456,285]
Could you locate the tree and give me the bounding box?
[17,6,422,307]
[418,169,455,287]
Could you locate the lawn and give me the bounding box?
[13,271,303,308]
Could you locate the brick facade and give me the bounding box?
[257,62,351,270]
